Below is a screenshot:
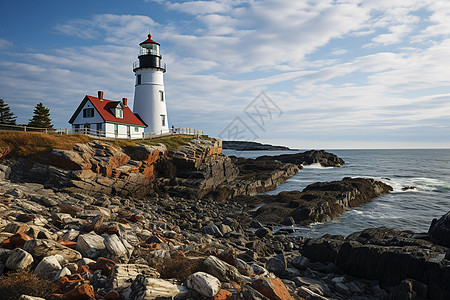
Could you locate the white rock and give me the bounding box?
[111,264,160,290]
[103,234,130,263]
[76,232,105,258]
[203,255,243,283]
[53,267,71,281]
[34,255,62,278]
[5,248,34,270]
[18,295,46,300]
[123,276,186,300]
[186,272,221,297]
[61,228,80,241]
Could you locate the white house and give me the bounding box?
[69,91,147,139]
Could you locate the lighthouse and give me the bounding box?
[133,34,168,134]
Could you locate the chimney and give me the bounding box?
[98,91,103,100]
[122,98,128,107]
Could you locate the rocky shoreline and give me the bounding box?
[0,137,448,299]
[0,179,448,299]
[222,141,294,151]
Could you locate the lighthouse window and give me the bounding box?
[161,115,166,126]
[159,91,164,102]
[83,108,94,118]
[136,74,141,85]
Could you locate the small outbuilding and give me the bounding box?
[69,91,146,138]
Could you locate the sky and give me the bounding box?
[0,0,449,149]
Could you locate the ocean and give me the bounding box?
[222,149,450,238]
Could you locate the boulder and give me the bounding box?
[241,285,270,300]
[34,255,63,278]
[428,210,450,247]
[103,234,131,263]
[5,248,34,270]
[123,275,186,300]
[23,239,82,262]
[252,177,392,225]
[291,256,309,270]
[256,150,345,167]
[202,255,243,283]
[265,253,286,276]
[76,232,105,259]
[252,277,294,300]
[49,149,89,170]
[111,264,160,290]
[63,282,95,300]
[186,271,221,297]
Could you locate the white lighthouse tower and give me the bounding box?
[133,34,169,134]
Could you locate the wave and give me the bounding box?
[379,177,450,193]
[301,163,335,169]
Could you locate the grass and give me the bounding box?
[0,269,59,300]
[0,131,91,158]
[0,131,210,159]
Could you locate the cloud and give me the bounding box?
[0,38,13,49]
[1,1,450,147]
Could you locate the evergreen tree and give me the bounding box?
[0,99,17,125]
[28,102,53,128]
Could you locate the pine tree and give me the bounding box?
[0,99,17,125]
[28,102,53,128]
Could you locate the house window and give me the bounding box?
[116,108,123,118]
[83,108,94,118]
[159,90,164,102]
[161,114,166,126]
[134,126,139,132]
[136,74,141,85]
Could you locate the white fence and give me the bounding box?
[0,124,203,140]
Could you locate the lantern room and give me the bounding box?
[139,34,160,56]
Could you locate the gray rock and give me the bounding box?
[241,284,270,300]
[186,272,221,297]
[291,255,309,270]
[256,227,272,238]
[251,263,268,276]
[266,253,286,276]
[5,248,34,270]
[0,164,11,180]
[122,275,185,300]
[76,232,105,259]
[202,255,243,283]
[297,286,329,300]
[23,239,82,262]
[335,282,351,295]
[218,223,232,235]
[203,225,223,237]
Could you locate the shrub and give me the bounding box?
[153,257,205,281]
[0,269,58,300]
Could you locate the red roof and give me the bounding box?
[86,95,146,127]
[140,34,159,45]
